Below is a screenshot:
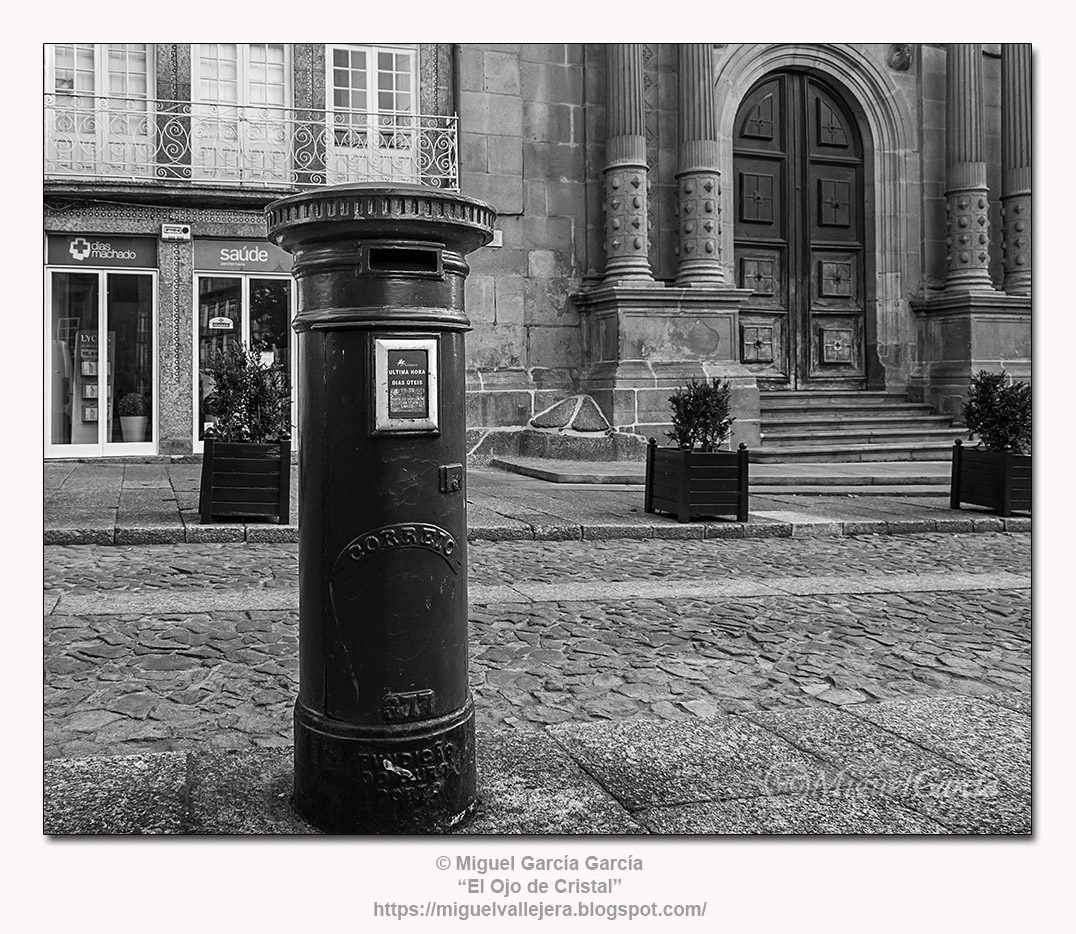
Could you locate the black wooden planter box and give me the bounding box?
[644,440,749,523]
[199,438,291,524]
[950,439,1031,517]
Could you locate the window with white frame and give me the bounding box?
[191,43,291,184]
[45,44,154,176]
[326,44,419,183]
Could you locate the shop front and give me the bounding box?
[45,234,158,458]
[192,239,296,453]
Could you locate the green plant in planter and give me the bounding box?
[666,378,735,452]
[950,370,1031,517]
[204,343,290,443]
[117,392,149,417]
[962,370,1031,453]
[199,344,292,525]
[646,377,747,523]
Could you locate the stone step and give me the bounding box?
[761,401,940,417]
[760,391,915,408]
[763,427,966,444]
[755,391,961,463]
[750,442,958,463]
[764,415,956,430]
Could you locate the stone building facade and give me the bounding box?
[43,43,1031,461]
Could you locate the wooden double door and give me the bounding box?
[733,71,867,390]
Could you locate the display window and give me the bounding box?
[45,267,157,457]
[193,272,296,452]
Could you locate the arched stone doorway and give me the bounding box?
[714,44,919,395]
[733,69,867,390]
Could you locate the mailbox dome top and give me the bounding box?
[266,183,496,256]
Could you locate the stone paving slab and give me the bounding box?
[464,727,647,835]
[44,728,649,835]
[846,696,1031,794]
[44,751,188,834]
[187,748,316,834]
[44,693,1030,835]
[636,791,949,834]
[47,569,1029,617]
[45,491,121,507]
[979,689,1032,715]
[739,706,1031,833]
[547,717,836,811]
[52,591,300,616]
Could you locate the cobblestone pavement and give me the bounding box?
[44,533,1030,760]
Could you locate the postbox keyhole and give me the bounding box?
[439,464,464,494]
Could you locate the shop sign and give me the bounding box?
[194,239,293,273]
[48,235,158,268]
[208,317,234,330]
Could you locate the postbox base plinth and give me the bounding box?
[292,700,477,834]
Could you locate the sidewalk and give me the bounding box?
[44,460,1029,545]
[44,690,1030,834]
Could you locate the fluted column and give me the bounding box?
[1001,44,1032,295]
[674,44,726,286]
[602,43,653,284]
[943,44,995,292]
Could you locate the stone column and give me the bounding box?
[1001,43,1032,295]
[674,44,725,287]
[602,43,653,284]
[943,44,995,292]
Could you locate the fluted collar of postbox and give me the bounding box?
[265,182,496,259]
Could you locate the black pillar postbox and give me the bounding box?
[266,184,495,833]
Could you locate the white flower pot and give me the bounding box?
[120,415,148,443]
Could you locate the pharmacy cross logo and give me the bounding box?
[69,237,92,262]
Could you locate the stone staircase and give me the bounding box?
[756,391,966,463]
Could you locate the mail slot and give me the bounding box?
[366,243,443,276]
[266,183,495,834]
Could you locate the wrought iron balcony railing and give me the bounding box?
[43,94,459,190]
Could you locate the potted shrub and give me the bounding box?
[644,378,749,523]
[199,343,292,524]
[950,370,1031,517]
[117,392,150,443]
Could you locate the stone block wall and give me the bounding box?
[459,44,591,431]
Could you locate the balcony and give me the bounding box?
[43,94,459,191]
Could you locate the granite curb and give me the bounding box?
[44,514,1032,546]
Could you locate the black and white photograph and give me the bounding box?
[30,23,1058,933]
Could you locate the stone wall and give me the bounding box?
[459,44,591,439]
